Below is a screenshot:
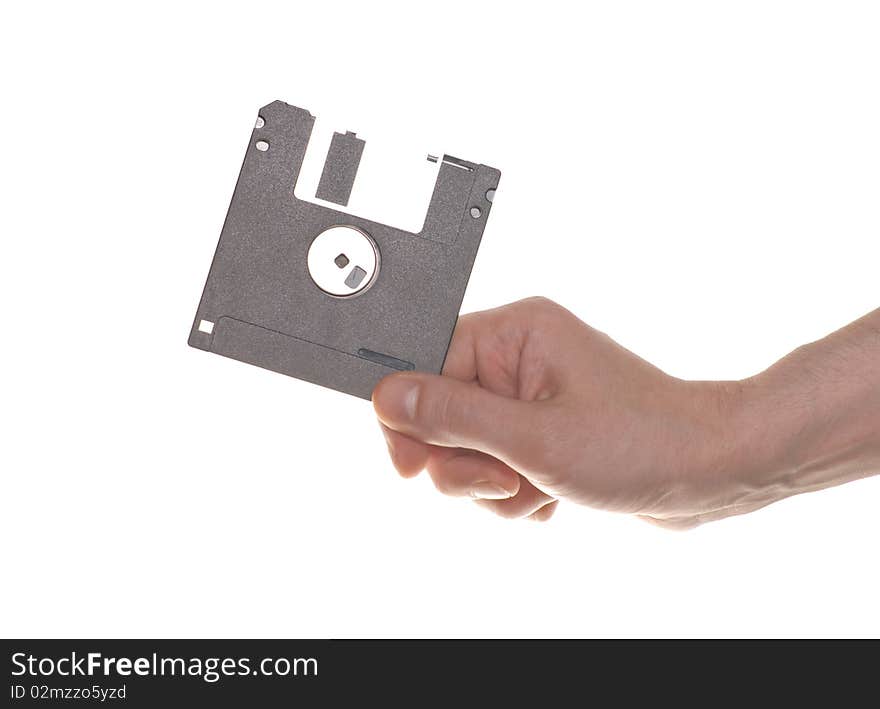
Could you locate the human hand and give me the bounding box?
[372,298,880,528]
[373,297,743,527]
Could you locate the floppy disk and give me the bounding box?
[189,101,500,399]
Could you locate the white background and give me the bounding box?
[2,2,879,638]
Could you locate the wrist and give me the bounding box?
[674,376,800,516]
[743,338,880,496]
[725,374,801,496]
[720,335,880,508]
[651,310,880,523]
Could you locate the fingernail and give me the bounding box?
[469,481,515,500]
[530,500,559,522]
[376,376,419,423]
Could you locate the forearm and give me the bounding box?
[736,308,880,501]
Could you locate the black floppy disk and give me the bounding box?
[189,101,500,399]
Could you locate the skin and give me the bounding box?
[372,297,880,529]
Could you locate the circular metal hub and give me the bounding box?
[307,225,379,297]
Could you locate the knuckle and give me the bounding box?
[516,402,567,470]
[514,296,572,333]
[421,383,469,437]
[519,295,554,309]
[413,383,446,428]
[519,296,561,317]
[432,386,458,431]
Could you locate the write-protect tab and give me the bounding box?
[316,131,365,206]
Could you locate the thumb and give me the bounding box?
[372,371,541,467]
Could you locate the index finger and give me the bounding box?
[441,312,479,382]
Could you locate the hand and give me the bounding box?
[372,297,740,527]
[373,297,880,528]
